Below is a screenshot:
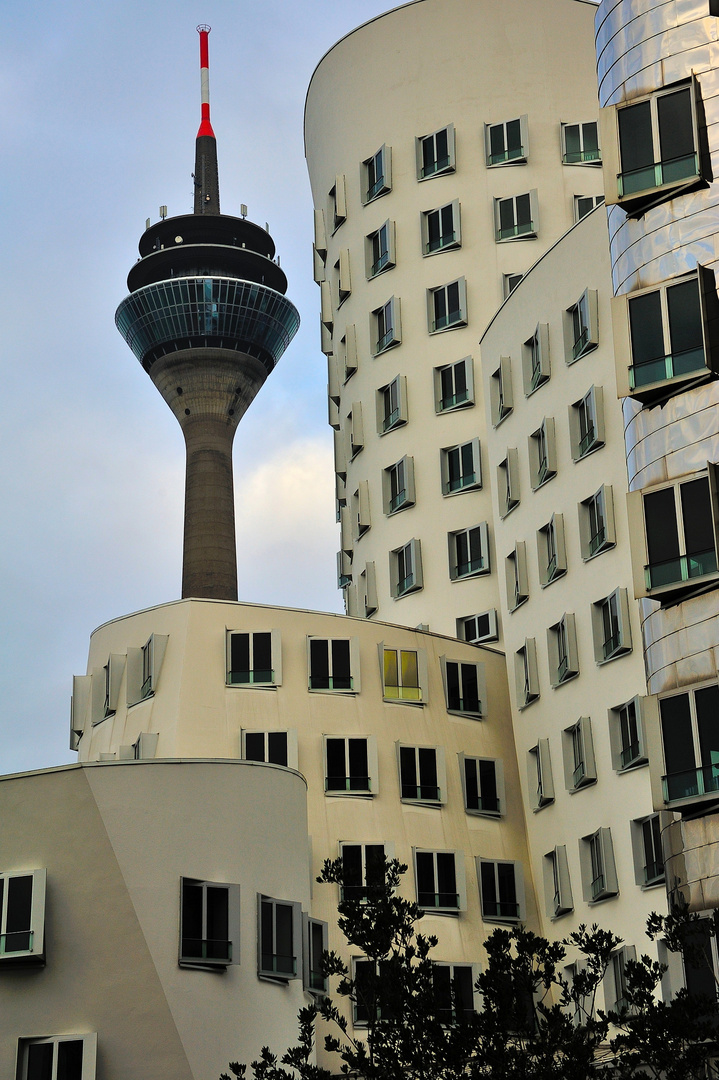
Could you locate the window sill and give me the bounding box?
[486,156,527,168]
[587,891,618,905]
[446,707,484,720]
[525,375,549,398]
[617,757,648,774]
[417,165,455,183]
[531,472,557,492]
[551,670,579,689]
[500,501,520,520]
[597,645,632,666]
[541,569,567,588]
[567,340,598,365]
[443,481,482,498]
[429,318,468,336]
[466,806,502,819]
[582,540,615,563]
[517,694,539,711]
[422,240,461,257]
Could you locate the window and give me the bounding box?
[414,850,464,912]
[366,220,395,278]
[591,588,632,663]
[544,846,573,919]
[383,456,415,515]
[494,191,538,241]
[127,633,168,706]
[372,296,401,355]
[329,174,347,231]
[569,386,604,460]
[381,645,427,703]
[548,614,579,687]
[538,513,567,587]
[92,654,124,723]
[562,121,600,164]
[562,717,597,791]
[528,738,555,811]
[324,735,378,795]
[528,418,556,489]
[441,657,485,718]
[361,562,378,618]
[565,289,599,363]
[337,548,352,589]
[631,815,665,887]
[441,438,481,495]
[630,471,719,598]
[460,755,502,815]
[448,524,489,581]
[258,895,301,979]
[605,946,636,1012]
[434,357,474,413]
[579,485,616,560]
[659,684,719,805]
[390,539,423,597]
[432,963,479,1024]
[352,481,371,541]
[681,918,719,1002]
[498,450,520,517]
[339,324,358,382]
[490,357,513,426]
[308,637,359,692]
[363,144,391,203]
[376,374,408,434]
[422,200,461,255]
[428,278,467,333]
[613,271,716,400]
[506,541,529,612]
[335,248,351,305]
[242,729,297,770]
[180,878,239,968]
[581,828,618,902]
[320,279,333,335]
[485,116,528,165]
[339,843,387,900]
[457,609,498,644]
[515,638,539,709]
[574,194,605,221]
[398,745,445,804]
[603,80,700,208]
[503,272,523,297]
[0,869,45,964]
[522,323,550,394]
[609,696,648,771]
[303,915,329,994]
[227,630,281,686]
[16,1035,97,1080]
[478,859,523,922]
[416,124,455,179]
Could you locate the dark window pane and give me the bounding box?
[416,852,435,898]
[331,639,352,689]
[310,639,329,688]
[418,748,438,795]
[230,633,250,680]
[696,685,719,771]
[342,845,363,888]
[515,193,531,228]
[464,759,480,810]
[436,128,448,165]
[366,845,386,888]
[245,733,266,762]
[26,1044,54,1080]
[206,886,229,959]
[629,290,665,366]
[326,738,346,789]
[461,663,480,711]
[181,880,203,957]
[433,965,453,1018]
[490,124,505,159]
[348,738,368,787]
[454,966,474,1018]
[499,198,515,233]
[446,661,460,710]
[497,863,517,908]
[267,731,288,767]
[5,875,32,952]
[506,119,522,155]
[400,746,417,797]
[479,759,498,811]
[274,903,294,973]
[618,100,654,173]
[57,1041,84,1080]
[252,632,272,677]
[436,853,457,900]
[644,488,680,565]
[480,862,498,908]
[658,88,694,163]
[681,477,714,557]
[660,694,696,799]
[667,279,703,359]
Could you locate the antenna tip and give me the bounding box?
[196,24,211,33]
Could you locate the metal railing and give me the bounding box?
[325,775,370,793]
[629,345,705,390]
[261,952,296,976]
[645,549,717,591]
[663,763,719,803]
[228,668,273,685]
[419,891,460,909]
[440,389,469,411]
[0,929,33,954]
[497,220,534,241]
[425,231,456,254]
[618,151,698,197]
[309,674,353,691]
[578,425,596,457]
[421,155,451,178]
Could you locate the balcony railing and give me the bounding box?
[456,557,483,577]
[309,674,353,691]
[573,761,586,788]
[497,220,534,241]
[371,251,390,276]
[588,527,606,557]
[663,763,719,803]
[482,899,520,919]
[629,345,705,390]
[618,152,698,197]
[644,858,664,884]
[620,741,640,769]
[645,549,717,591]
[383,407,400,431]
[603,632,621,660]
[325,775,371,793]
[389,489,407,513]
[402,784,441,802]
[440,389,469,411]
[563,148,600,164]
[0,929,34,954]
[421,155,451,178]
[425,231,456,254]
[181,937,232,963]
[590,873,605,900]
[489,146,525,165]
[376,328,395,353]
[446,472,476,494]
[228,668,273,685]
[261,952,296,976]
[578,424,596,457]
[572,327,590,360]
[432,309,463,332]
[384,683,421,701]
[366,175,386,201]
[419,891,459,909]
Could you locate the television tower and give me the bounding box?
[116,26,299,601]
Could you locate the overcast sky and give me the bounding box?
[0,0,397,776]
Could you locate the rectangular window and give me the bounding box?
[0,869,45,964]
[16,1035,97,1080]
[503,272,523,297]
[659,684,719,805]
[324,735,377,794]
[574,194,605,221]
[227,630,280,686]
[548,614,579,687]
[337,548,352,590]
[398,745,445,804]
[609,696,648,771]
[352,481,371,541]
[383,456,415,515]
[486,116,528,165]
[591,588,633,663]
[581,828,618,902]
[180,878,239,967]
[432,963,478,1024]
[441,657,485,718]
[565,289,599,363]
[515,638,539,709]
[528,738,555,810]
[242,729,297,770]
[461,755,501,815]
[303,915,329,994]
[529,417,557,489]
[372,296,401,355]
[126,633,168,704]
[434,357,474,413]
[544,846,573,919]
[506,541,529,612]
[376,374,407,434]
[428,278,467,333]
[638,473,719,597]
[522,323,550,394]
[569,386,604,460]
[422,200,461,255]
[562,121,600,164]
[562,717,597,791]
[339,324,358,382]
[416,124,455,179]
[390,539,423,597]
[363,144,391,203]
[361,561,378,618]
[478,859,523,922]
[457,609,498,645]
[632,814,665,886]
[498,449,520,517]
[339,843,387,900]
[441,438,481,495]
[448,524,489,581]
[490,356,513,425]
[329,174,347,232]
[335,248,351,305]
[381,645,426,703]
[415,850,463,911]
[494,190,538,241]
[258,895,300,979]
[366,220,395,278]
[579,485,616,560]
[538,513,566,587]
[308,637,358,692]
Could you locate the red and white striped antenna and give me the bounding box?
[196,25,215,139]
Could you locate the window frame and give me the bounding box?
[372,296,401,356]
[329,174,347,233]
[564,289,599,364]
[494,190,538,241]
[574,194,605,222]
[362,144,392,204]
[241,728,298,770]
[579,484,616,560]
[379,643,428,704]
[389,539,423,598]
[569,386,604,461]
[547,613,579,687]
[365,220,396,279]
[434,357,474,413]
[608,696,648,772]
[528,417,557,490]
[352,480,371,541]
[179,877,240,969]
[543,845,574,920]
[604,945,636,1013]
[657,682,719,808]
[338,842,390,900]
[537,513,567,587]
[376,374,408,434]
[16,1034,97,1080]
[497,448,520,517]
[0,868,46,965]
[257,894,302,981]
[506,541,529,612]
[416,124,456,180]
[522,323,550,394]
[431,962,481,1024]
[580,828,619,903]
[515,638,539,709]
[440,437,481,496]
[302,914,329,995]
[421,199,461,256]
[459,754,503,817]
[383,456,416,516]
[477,858,525,923]
[528,737,555,811]
[440,656,486,719]
[324,734,379,796]
[427,277,468,334]
[361,562,378,618]
[456,609,499,645]
[414,848,466,913]
[562,717,597,792]
[490,356,513,426]
[127,633,168,706]
[631,815,665,888]
[226,629,282,688]
[591,587,633,664]
[503,272,523,297]
[307,636,360,694]
[561,121,601,165]
[397,743,446,806]
[448,524,490,582]
[485,115,529,166]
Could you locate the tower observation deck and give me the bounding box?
[116,26,299,601]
